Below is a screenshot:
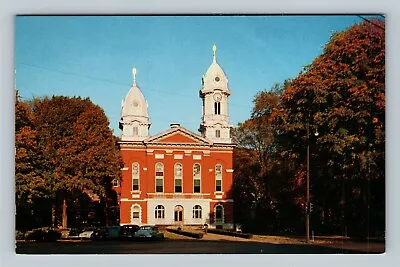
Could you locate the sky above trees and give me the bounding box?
[14,15,375,136]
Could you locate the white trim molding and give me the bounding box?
[225,169,234,173]
[121,167,129,171]
[174,154,184,159]
[120,198,147,202]
[130,204,142,225]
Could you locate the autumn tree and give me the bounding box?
[15,91,49,229]
[16,95,123,228]
[279,19,385,237]
[233,83,299,233]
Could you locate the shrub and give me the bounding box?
[167,228,203,239]
[207,228,253,239]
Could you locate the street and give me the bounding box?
[15,239,383,254]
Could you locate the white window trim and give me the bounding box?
[215,164,223,192]
[155,162,164,193]
[174,163,183,193]
[132,162,140,191]
[214,204,225,223]
[130,204,142,224]
[193,163,201,193]
[112,179,119,187]
[155,205,165,219]
[192,205,202,219]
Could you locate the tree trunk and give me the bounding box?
[51,202,56,228]
[62,198,67,228]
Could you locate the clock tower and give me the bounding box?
[199,44,232,144]
[119,67,151,141]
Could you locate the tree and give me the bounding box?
[16,95,123,229]
[279,19,385,237]
[15,91,48,229]
[232,83,299,233]
[232,19,385,237]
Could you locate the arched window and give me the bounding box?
[193,205,202,219]
[193,163,201,193]
[155,163,164,193]
[112,179,119,187]
[155,205,165,219]
[215,164,222,192]
[215,205,224,222]
[174,163,183,193]
[214,102,221,115]
[132,163,140,191]
[131,204,141,224]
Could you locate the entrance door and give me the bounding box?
[174,205,184,223]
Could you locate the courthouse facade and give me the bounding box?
[116,45,235,229]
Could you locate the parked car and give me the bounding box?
[134,225,164,240]
[25,227,61,242]
[120,224,140,239]
[92,227,108,240]
[68,228,84,239]
[106,226,121,240]
[78,228,95,239]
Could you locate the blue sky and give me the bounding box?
[15,15,369,136]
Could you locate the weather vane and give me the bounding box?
[132,67,137,86]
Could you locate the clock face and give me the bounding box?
[213,93,222,102]
[133,101,139,107]
[215,76,220,82]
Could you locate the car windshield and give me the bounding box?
[140,226,154,230]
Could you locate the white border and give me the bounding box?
[1,1,399,267]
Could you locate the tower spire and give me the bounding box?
[132,67,137,86]
[212,43,217,62]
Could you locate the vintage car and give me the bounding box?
[134,225,164,240]
[120,224,140,240]
[78,228,95,239]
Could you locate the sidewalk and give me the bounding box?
[202,232,385,253]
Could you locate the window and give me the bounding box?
[215,164,222,192]
[131,205,141,224]
[193,163,201,193]
[193,205,202,219]
[215,129,220,138]
[155,205,165,219]
[112,179,119,187]
[174,163,183,193]
[155,163,164,192]
[133,126,138,136]
[132,210,139,219]
[214,102,221,115]
[132,163,140,191]
[215,205,224,222]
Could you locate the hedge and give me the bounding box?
[207,229,253,239]
[166,228,204,239]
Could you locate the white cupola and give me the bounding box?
[199,44,232,144]
[119,67,151,141]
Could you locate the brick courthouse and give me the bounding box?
[116,45,235,229]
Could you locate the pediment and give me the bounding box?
[145,127,211,145]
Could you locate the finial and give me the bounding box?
[132,67,137,86]
[212,43,217,62]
